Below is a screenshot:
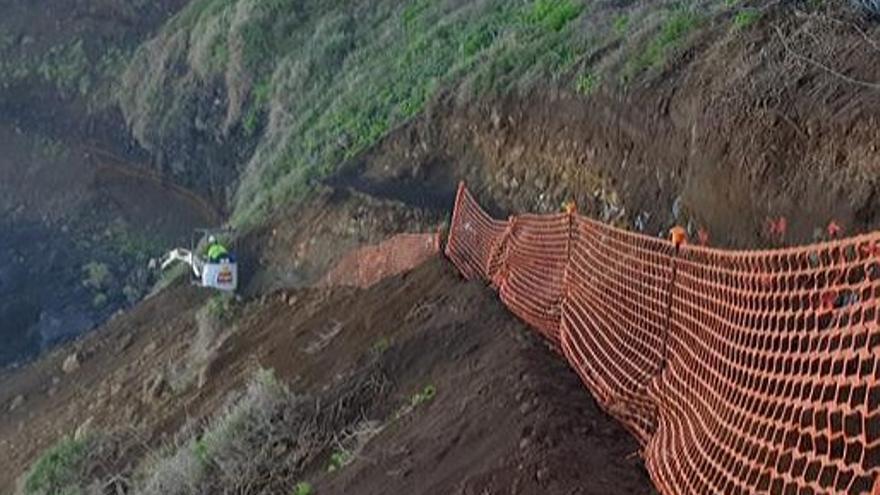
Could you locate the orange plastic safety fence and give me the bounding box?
[445,184,509,282]
[320,233,440,288]
[444,182,880,495]
[562,215,676,445]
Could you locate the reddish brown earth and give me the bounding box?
[0,259,655,494]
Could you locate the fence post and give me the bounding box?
[488,215,516,289]
[563,203,577,301]
[444,181,466,258]
[662,227,687,372]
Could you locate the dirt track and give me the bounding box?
[0,258,654,494]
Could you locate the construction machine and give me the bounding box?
[160,228,238,292]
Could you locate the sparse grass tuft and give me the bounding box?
[732,9,761,30]
[371,336,391,355]
[410,384,436,407]
[613,14,630,34]
[326,449,353,473]
[624,8,701,82]
[575,72,600,95]
[524,0,585,32]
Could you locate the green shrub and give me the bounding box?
[92,292,108,308]
[371,337,391,355]
[326,449,353,473]
[22,436,89,495]
[82,262,111,290]
[293,482,313,495]
[410,384,436,407]
[732,9,761,30]
[203,293,235,322]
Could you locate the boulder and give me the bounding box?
[8,395,24,412]
[62,353,80,374]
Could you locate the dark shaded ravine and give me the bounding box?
[0,136,220,368]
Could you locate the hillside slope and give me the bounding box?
[4,0,880,493]
[0,259,654,494]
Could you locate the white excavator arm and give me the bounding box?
[161,248,204,278]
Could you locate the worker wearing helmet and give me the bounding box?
[205,235,230,263]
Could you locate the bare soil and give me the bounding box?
[0,259,654,494]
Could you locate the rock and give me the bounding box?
[491,109,502,129]
[62,353,80,374]
[143,341,158,357]
[117,334,134,352]
[536,466,551,484]
[9,395,25,412]
[143,373,168,403]
[197,366,209,390]
[74,417,94,441]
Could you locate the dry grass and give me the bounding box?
[168,295,237,392]
[134,365,389,494]
[850,0,880,15]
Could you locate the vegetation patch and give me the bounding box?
[20,432,139,495]
[732,9,762,30]
[133,365,389,494]
[575,72,600,95]
[624,8,701,82]
[524,0,585,32]
[118,0,599,227]
[82,262,112,290]
[292,481,314,495]
[115,0,750,226]
[21,436,90,495]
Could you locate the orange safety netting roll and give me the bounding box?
[320,233,441,288]
[444,182,880,494]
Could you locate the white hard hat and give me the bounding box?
[208,235,217,243]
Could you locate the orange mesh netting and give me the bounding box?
[444,182,880,494]
[320,233,440,288]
